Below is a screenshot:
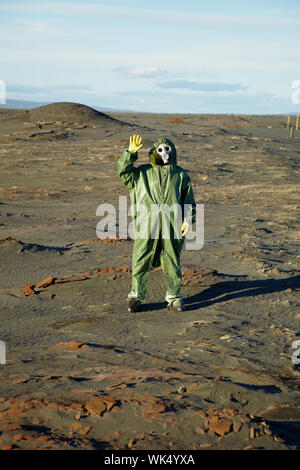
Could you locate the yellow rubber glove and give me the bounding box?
[181,221,189,237]
[129,134,143,153]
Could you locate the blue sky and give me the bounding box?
[1,0,300,113]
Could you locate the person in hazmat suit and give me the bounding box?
[118,134,196,312]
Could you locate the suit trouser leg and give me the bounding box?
[160,238,183,305]
[128,238,157,301]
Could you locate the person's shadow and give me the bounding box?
[183,275,299,310]
[139,275,299,312]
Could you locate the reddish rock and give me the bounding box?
[98,268,109,274]
[32,417,41,425]
[55,341,88,350]
[111,406,120,413]
[85,397,107,417]
[222,408,238,417]
[24,282,36,296]
[195,426,205,435]
[105,398,117,412]
[36,435,51,441]
[168,118,186,124]
[55,274,87,283]
[128,438,136,448]
[202,268,217,276]
[2,423,22,431]
[85,396,117,417]
[1,444,13,450]
[177,385,186,394]
[69,422,82,433]
[35,276,55,288]
[233,420,242,433]
[208,418,232,436]
[79,426,92,436]
[0,236,12,243]
[24,435,37,441]
[210,415,219,423]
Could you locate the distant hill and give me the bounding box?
[25,102,118,123]
[0,99,50,109]
[0,101,132,126]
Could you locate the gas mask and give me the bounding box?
[156,143,171,165]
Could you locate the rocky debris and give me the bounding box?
[168,118,186,124]
[62,161,74,168]
[117,393,168,419]
[0,235,13,248]
[17,266,132,297]
[96,266,131,274]
[0,393,285,450]
[177,385,187,394]
[23,282,36,296]
[16,263,245,299]
[29,130,71,140]
[35,276,56,288]
[181,267,218,285]
[195,407,276,441]
[54,273,89,284]
[1,444,14,450]
[0,396,97,449]
[54,341,89,351]
[64,237,129,248]
[0,235,13,243]
[23,276,55,295]
[208,417,232,436]
[83,237,129,245]
[0,186,64,198]
[3,130,72,141]
[84,396,117,417]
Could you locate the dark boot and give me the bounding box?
[169,298,185,312]
[127,299,141,313]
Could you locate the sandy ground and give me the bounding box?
[0,102,299,450]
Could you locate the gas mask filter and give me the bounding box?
[157,143,171,165]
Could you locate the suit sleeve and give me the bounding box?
[117,150,139,190]
[181,172,196,225]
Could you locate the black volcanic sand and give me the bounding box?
[0,103,299,450]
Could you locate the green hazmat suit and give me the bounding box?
[117,137,196,306]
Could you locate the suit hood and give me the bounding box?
[149,137,177,167]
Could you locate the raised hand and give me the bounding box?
[129,134,143,154]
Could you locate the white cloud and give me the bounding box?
[157,80,246,92]
[112,66,168,79]
[129,67,165,78]
[6,83,95,101]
